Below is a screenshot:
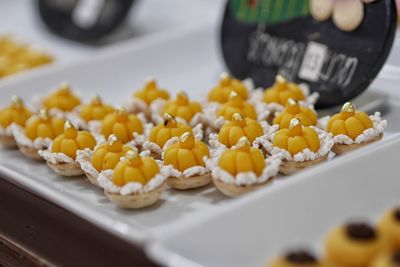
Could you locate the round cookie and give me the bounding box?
[378,207,400,250]
[325,222,382,267]
[268,250,322,267]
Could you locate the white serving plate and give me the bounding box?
[147,134,400,267]
[0,20,399,256]
[0,0,222,83]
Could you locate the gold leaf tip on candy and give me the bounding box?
[287,98,298,106]
[38,108,49,120]
[220,72,230,80]
[289,118,301,129]
[276,74,287,84]
[232,113,244,121]
[180,132,192,142]
[64,120,74,130]
[177,91,188,99]
[229,91,238,99]
[341,102,355,114]
[163,112,176,125]
[145,77,156,89]
[236,136,250,148]
[146,76,156,83]
[11,95,23,106]
[91,94,102,104]
[59,82,70,90]
[107,134,118,145]
[125,149,138,160]
[116,106,127,116]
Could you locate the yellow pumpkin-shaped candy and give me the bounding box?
[327,102,373,140]
[218,137,265,176]
[112,150,160,186]
[273,98,317,129]
[208,73,249,103]
[133,78,170,105]
[25,109,65,141]
[217,91,257,120]
[218,113,263,148]
[149,113,192,148]
[42,83,81,111]
[162,91,202,123]
[263,75,305,105]
[101,107,144,143]
[0,96,32,128]
[164,132,210,172]
[273,118,320,156]
[91,135,131,172]
[51,121,96,159]
[79,95,114,122]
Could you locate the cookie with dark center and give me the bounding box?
[345,222,376,240]
[285,250,317,264]
[392,251,400,264]
[393,207,400,222]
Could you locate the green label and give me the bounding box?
[230,0,310,24]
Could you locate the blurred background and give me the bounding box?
[1,0,400,83]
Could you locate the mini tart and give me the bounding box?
[378,207,400,251]
[268,250,323,267]
[207,137,280,197]
[257,118,333,175]
[324,222,382,267]
[67,95,114,131]
[207,73,250,103]
[13,109,65,160]
[209,112,268,155]
[100,107,144,144]
[163,132,211,190]
[141,113,195,159]
[325,102,386,155]
[39,121,97,176]
[273,98,317,129]
[0,96,32,148]
[123,78,169,118]
[151,91,204,127]
[251,75,318,122]
[41,82,81,112]
[98,150,168,209]
[204,91,259,132]
[0,36,53,78]
[76,134,131,187]
[370,251,400,267]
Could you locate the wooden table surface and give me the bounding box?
[0,177,160,267]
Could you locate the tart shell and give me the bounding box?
[104,182,166,209]
[0,135,17,148]
[47,161,84,177]
[213,176,274,197]
[17,144,43,160]
[84,172,100,187]
[167,173,211,190]
[279,154,328,175]
[332,134,383,156]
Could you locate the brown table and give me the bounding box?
[0,177,160,267]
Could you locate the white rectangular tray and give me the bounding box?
[0,22,399,255]
[147,134,400,267]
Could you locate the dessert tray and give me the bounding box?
[0,24,400,265]
[147,134,400,267]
